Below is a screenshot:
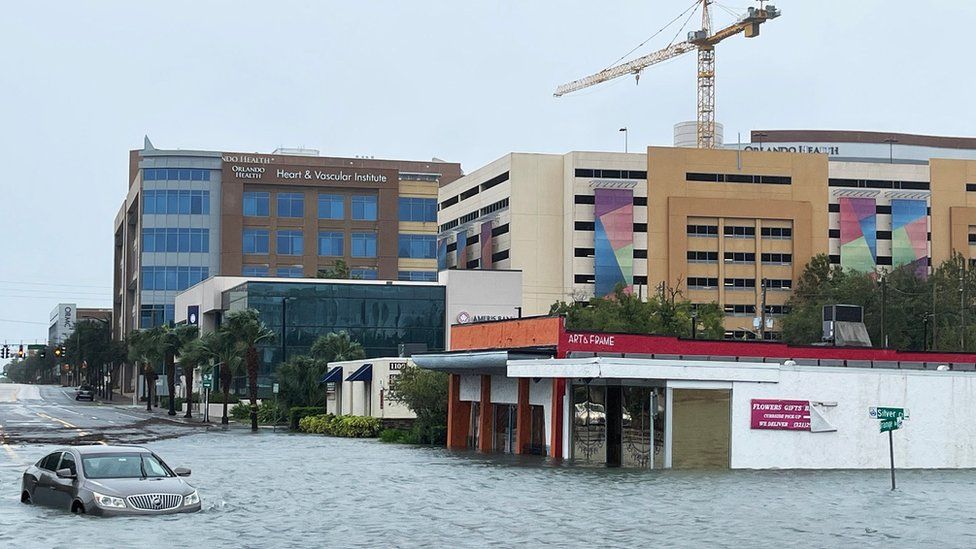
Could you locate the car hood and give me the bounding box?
[85,477,193,496]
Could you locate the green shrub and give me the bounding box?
[230,402,250,420]
[196,392,240,404]
[298,414,380,438]
[289,406,327,430]
[230,401,286,424]
[379,428,420,444]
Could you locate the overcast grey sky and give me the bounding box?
[1,1,974,363]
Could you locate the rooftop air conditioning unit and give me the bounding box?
[822,304,872,347]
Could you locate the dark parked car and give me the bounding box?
[75,386,94,401]
[21,445,201,516]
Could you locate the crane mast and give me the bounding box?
[555,0,781,149]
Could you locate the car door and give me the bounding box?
[31,452,62,506]
[49,452,78,510]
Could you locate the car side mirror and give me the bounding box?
[174,467,191,477]
[56,468,76,479]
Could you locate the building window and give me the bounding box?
[761,227,792,239]
[724,225,755,238]
[243,192,270,217]
[761,253,792,264]
[243,229,270,255]
[398,234,436,259]
[277,193,305,218]
[766,305,791,315]
[277,230,304,256]
[687,225,719,237]
[143,168,212,182]
[139,304,175,329]
[142,228,209,253]
[724,252,755,263]
[276,265,304,278]
[480,198,509,217]
[687,277,718,289]
[687,251,718,263]
[318,232,344,257]
[724,278,756,289]
[724,304,756,316]
[143,190,210,215]
[352,195,378,221]
[398,197,437,222]
[318,194,344,220]
[242,265,269,277]
[140,267,209,291]
[351,232,377,258]
[398,270,437,282]
[351,268,378,280]
[765,279,793,290]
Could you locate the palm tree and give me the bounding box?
[158,324,199,416]
[177,337,210,419]
[199,329,243,425]
[224,309,275,431]
[310,331,366,363]
[127,328,162,412]
[276,355,330,409]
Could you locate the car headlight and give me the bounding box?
[92,491,126,509]
[183,490,200,506]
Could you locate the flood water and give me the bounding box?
[3,431,976,548]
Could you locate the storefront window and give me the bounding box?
[493,404,517,454]
[572,384,606,465]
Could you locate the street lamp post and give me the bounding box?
[754,132,768,150]
[884,137,898,164]
[619,127,628,153]
[281,296,295,364]
[691,311,698,339]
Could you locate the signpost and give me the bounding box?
[869,406,909,490]
[202,374,213,423]
[272,383,280,432]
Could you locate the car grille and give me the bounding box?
[127,493,184,511]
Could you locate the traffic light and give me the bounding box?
[17,345,24,358]
[1,345,7,359]
[54,346,62,357]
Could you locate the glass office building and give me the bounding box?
[223,280,446,382]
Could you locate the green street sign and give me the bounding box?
[869,407,909,420]
[880,417,903,433]
[202,374,213,389]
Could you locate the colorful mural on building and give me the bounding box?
[455,229,467,270]
[891,199,928,277]
[839,197,877,272]
[480,221,493,269]
[594,188,634,296]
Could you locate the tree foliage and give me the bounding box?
[389,365,448,443]
[310,331,365,363]
[275,355,330,409]
[549,284,724,339]
[316,260,359,280]
[782,253,976,351]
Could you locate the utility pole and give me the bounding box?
[961,261,967,351]
[881,273,888,349]
[760,278,768,341]
[932,282,938,349]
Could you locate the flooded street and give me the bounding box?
[3,431,976,547]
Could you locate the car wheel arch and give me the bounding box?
[71,500,86,514]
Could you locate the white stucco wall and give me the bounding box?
[731,366,976,469]
[459,374,481,402]
[491,376,518,405]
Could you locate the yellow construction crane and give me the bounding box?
[554,0,781,149]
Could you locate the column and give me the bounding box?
[515,378,531,454]
[477,375,493,452]
[550,378,564,460]
[446,374,470,449]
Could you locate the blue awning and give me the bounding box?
[319,367,343,384]
[345,363,372,382]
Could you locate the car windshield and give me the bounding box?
[79,386,93,391]
[81,453,173,479]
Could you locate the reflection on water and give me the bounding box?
[2,432,976,548]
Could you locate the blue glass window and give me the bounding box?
[398,271,437,282]
[142,228,209,252]
[277,230,304,256]
[243,192,270,217]
[140,267,208,291]
[243,229,270,254]
[398,197,437,222]
[318,194,344,220]
[351,268,378,280]
[351,232,377,258]
[398,234,436,259]
[243,265,270,277]
[139,304,175,329]
[277,193,305,218]
[351,195,377,221]
[277,266,304,278]
[318,232,344,256]
[143,190,210,214]
[143,168,211,182]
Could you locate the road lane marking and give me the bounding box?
[0,427,21,461]
[37,412,78,429]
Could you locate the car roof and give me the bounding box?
[62,445,151,455]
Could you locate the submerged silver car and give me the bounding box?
[20,445,201,516]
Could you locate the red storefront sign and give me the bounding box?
[750,399,811,430]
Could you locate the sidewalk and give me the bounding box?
[93,392,241,428]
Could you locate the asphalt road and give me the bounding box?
[0,383,205,449]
